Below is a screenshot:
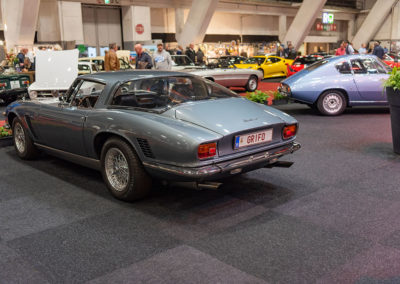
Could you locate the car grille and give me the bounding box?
[137,138,155,158]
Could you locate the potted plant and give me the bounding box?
[272,90,289,105]
[384,67,400,154]
[0,125,12,147]
[245,90,270,104]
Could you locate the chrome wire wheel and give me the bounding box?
[14,123,26,154]
[322,93,343,114]
[248,77,257,91]
[104,147,130,192]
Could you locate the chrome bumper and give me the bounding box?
[143,141,301,180]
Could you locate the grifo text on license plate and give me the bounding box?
[234,129,273,149]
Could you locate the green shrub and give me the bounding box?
[384,67,400,91]
[246,90,270,104]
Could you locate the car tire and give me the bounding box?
[12,118,38,160]
[317,90,347,116]
[258,69,264,79]
[246,75,258,92]
[101,138,152,201]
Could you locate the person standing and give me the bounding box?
[153,43,172,70]
[335,42,346,56]
[17,48,28,69]
[345,41,354,55]
[285,44,297,59]
[185,43,196,63]
[358,43,367,54]
[104,43,120,71]
[372,41,385,59]
[196,48,205,65]
[176,46,183,55]
[104,50,110,71]
[135,44,153,69]
[276,46,287,58]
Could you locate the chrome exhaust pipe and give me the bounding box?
[197,182,222,190]
[166,181,222,190]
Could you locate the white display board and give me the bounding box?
[30,49,78,91]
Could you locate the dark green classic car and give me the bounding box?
[0,73,30,105]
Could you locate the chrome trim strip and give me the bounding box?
[143,142,301,178]
[34,143,101,170]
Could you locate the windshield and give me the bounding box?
[244,57,265,64]
[171,56,193,66]
[111,76,238,111]
[294,57,323,65]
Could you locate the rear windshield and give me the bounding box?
[306,59,329,71]
[294,57,322,65]
[111,76,238,111]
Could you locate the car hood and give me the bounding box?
[173,98,289,135]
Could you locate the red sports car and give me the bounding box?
[286,55,324,77]
[383,53,400,68]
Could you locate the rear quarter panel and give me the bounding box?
[84,109,223,167]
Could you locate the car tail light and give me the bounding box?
[282,124,297,140]
[198,142,217,159]
[23,80,29,85]
[0,83,6,87]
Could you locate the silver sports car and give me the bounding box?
[6,71,300,201]
[187,68,263,92]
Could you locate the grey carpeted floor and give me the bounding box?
[1,104,400,284]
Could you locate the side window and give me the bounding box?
[70,81,105,108]
[368,58,387,74]
[335,61,352,74]
[361,58,379,74]
[270,57,280,63]
[350,59,367,74]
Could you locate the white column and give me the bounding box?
[122,6,151,49]
[175,8,185,40]
[1,0,40,50]
[347,19,355,42]
[352,0,397,49]
[37,0,61,43]
[282,0,327,49]
[58,1,84,45]
[278,15,287,43]
[176,0,219,47]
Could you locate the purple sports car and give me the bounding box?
[279,54,390,115]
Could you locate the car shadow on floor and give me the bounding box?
[3,147,297,217]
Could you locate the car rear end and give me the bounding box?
[0,74,30,104]
[143,98,300,181]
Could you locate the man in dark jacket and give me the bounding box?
[196,48,205,65]
[135,44,153,69]
[372,42,385,59]
[185,43,196,63]
[285,44,297,59]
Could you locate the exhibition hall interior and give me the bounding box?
[2,0,400,283]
